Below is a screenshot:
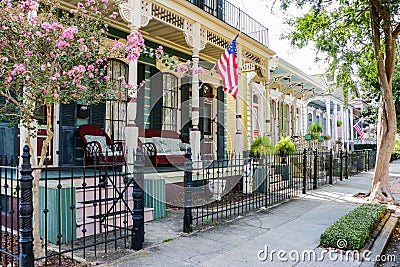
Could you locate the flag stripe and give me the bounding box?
[353,119,364,140]
[216,35,239,99]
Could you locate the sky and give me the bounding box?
[228,0,328,75]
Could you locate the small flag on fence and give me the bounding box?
[216,35,239,99]
[353,119,364,140]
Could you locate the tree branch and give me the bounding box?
[393,23,400,38]
[371,0,390,21]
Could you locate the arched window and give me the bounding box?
[162,73,178,131]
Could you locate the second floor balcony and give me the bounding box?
[186,0,269,47]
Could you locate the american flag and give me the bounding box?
[353,119,364,140]
[216,35,239,99]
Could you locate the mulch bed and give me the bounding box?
[0,231,80,266]
[377,223,400,266]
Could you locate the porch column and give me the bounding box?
[350,107,354,150]
[120,0,142,164]
[265,87,271,138]
[190,22,202,164]
[234,43,244,155]
[326,100,331,148]
[333,103,338,140]
[340,104,345,145]
[302,105,308,135]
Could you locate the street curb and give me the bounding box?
[360,209,399,267]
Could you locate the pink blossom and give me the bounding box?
[50,73,60,81]
[77,38,85,44]
[81,45,88,51]
[195,67,204,75]
[18,13,24,21]
[77,2,84,9]
[40,88,47,94]
[87,65,95,71]
[61,27,78,40]
[7,76,12,83]
[53,93,59,98]
[96,59,103,64]
[0,57,8,62]
[50,52,56,58]
[109,12,118,19]
[102,0,109,3]
[157,46,164,53]
[139,80,145,87]
[72,93,77,98]
[25,76,30,81]
[26,51,33,56]
[56,40,70,49]
[70,9,78,14]
[104,76,110,82]
[42,22,51,31]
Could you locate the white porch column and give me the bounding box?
[340,104,345,144]
[265,87,271,137]
[120,0,142,164]
[333,103,338,140]
[234,42,244,155]
[190,22,202,163]
[326,100,331,148]
[303,105,308,134]
[350,107,354,150]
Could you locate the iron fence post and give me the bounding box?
[345,149,349,179]
[19,145,34,267]
[183,147,193,233]
[313,149,318,190]
[302,149,307,194]
[339,149,343,181]
[132,145,144,250]
[329,149,333,185]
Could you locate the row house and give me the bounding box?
[0,0,361,165]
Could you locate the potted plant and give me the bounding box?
[250,136,274,156]
[275,136,296,181]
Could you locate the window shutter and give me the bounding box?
[216,86,225,160]
[150,67,163,130]
[180,77,190,142]
[90,103,106,129]
[60,103,77,165]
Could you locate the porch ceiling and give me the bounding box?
[269,58,327,98]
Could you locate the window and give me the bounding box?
[252,95,259,138]
[162,73,178,131]
[106,59,128,141]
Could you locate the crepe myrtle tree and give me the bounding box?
[0,0,199,256]
[277,0,400,203]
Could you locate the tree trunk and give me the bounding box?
[32,104,54,258]
[368,99,396,203]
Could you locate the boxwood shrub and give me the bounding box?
[320,203,386,250]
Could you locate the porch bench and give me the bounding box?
[139,129,189,167]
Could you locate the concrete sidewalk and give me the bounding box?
[101,161,400,267]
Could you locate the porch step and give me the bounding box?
[75,207,154,239]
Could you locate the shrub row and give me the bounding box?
[353,144,377,150]
[320,203,386,250]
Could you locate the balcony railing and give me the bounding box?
[186,0,269,47]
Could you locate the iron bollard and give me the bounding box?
[132,146,145,250]
[329,149,333,185]
[313,149,318,190]
[302,149,307,194]
[339,149,343,181]
[183,147,193,233]
[19,145,34,267]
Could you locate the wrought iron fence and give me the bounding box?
[182,148,374,232]
[0,146,145,266]
[0,146,378,266]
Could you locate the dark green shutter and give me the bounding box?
[150,67,163,130]
[59,103,77,165]
[136,63,146,128]
[180,77,190,142]
[198,83,205,140]
[216,86,225,160]
[90,103,106,129]
[0,122,17,158]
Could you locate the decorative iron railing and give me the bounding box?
[186,0,269,47]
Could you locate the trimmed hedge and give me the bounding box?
[353,144,377,150]
[320,203,386,250]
